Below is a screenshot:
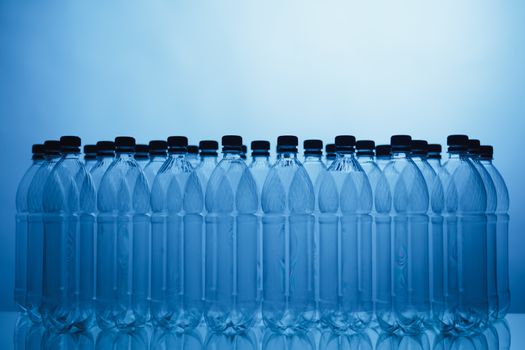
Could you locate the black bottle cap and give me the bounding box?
[187,145,199,155]
[134,144,149,159]
[32,144,45,160]
[277,135,298,153]
[303,139,323,156]
[60,135,81,153]
[84,144,97,155]
[240,145,247,160]
[479,145,494,160]
[44,140,62,156]
[447,134,469,153]
[167,136,188,153]
[114,136,136,152]
[325,143,336,159]
[390,135,412,152]
[356,140,375,156]
[467,139,481,156]
[335,135,356,153]
[222,135,243,152]
[96,141,115,156]
[411,140,428,156]
[375,144,391,158]
[251,140,270,157]
[148,140,168,156]
[199,140,219,156]
[427,144,442,159]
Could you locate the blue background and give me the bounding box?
[0,0,523,312]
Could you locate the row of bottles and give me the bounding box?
[14,134,509,337]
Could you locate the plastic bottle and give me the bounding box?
[468,139,498,323]
[41,136,87,331]
[15,144,45,313]
[205,135,258,334]
[241,145,248,161]
[134,144,150,169]
[143,140,168,189]
[325,143,336,168]
[89,141,115,191]
[262,135,315,334]
[186,145,200,169]
[26,141,61,323]
[318,135,373,332]
[442,134,488,333]
[83,145,98,172]
[376,135,430,334]
[375,145,391,171]
[248,140,271,320]
[480,145,510,319]
[150,136,203,330]
[96,136,150,330]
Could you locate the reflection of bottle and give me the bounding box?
[319,329,373,350]
[377,332,430,350]
[262,135,315,334]
[206,330,257,350]
[151,328,203,350]
[96,328,149,350]
[433,332,488,350]
[262,329,316,350]
[143,140,168,189]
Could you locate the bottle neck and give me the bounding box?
[201,154,218,164]
[392,151,409,160]
[223,151,242,160]
[116,152,135,160]
[150,154,167,162]
[357,154,374,162]
[304,154,322,162]
[62,152,80,160]
[252,155,270,163]
[277,151,297,160]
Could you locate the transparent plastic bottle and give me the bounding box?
[442,135,488,333]
[83,145,98,173]
[325,143,336,168]
[262,135,315,334]
[480,145,510,319]
[248,140,272,322]
[15,144,45,313]
[376,135,430,334]
[318,135,373,332]
[302,139,327,323]
[375,145,391,171]
[241,145,248,161]
[150,136,203,330]
[205,135,258,334]
[410,140,444,331]
[41,136,87,332]
[134,144,150,169]
[186,145,200,169]
[143,140,168,189]
[96,136,150,330]
[195,140,219,190]
[468,139,498,323]
[26,141,62,323]
[89,141,115,191]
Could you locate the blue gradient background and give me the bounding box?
[0,0,523,312]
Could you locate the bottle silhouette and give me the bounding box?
[134,144,150,169]
[480,145,510,319]
[89,141,115,191]
[26,141,61,323]
[442,134,488,334]
[83,145,98,173]
[205,135,258,334]
[318,135,373,332]
[15,144,45,314]
[150,136,203,330]
[248,140,271,324]
[468,139,498,323]
[144,140,168,189]
[325,143,336,168]
[262,135,315,334]
[96,136,150,330]
[375,145,391,171]
[41,136,87,332]
[376,135,430,334]
[187,145,201,169]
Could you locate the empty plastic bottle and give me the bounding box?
[195,140,219,193]
[325,144,336,168]
[467,140,498,323]
[83,145,98,172]
[96,136,150,330]
[89,141,115,191]
[41,136,88,331]
[375,145,391,171]
[248,140,271,316]
[376,135,430,334]
[205,135,258,334]
[15,144,45,313]
[26,141,62,323]
[318,135,373,332]
[479,145,510,319]
[241,145,248,161]
[143,140,168,189]
[442,134,488,334]
[134,144,150,169]
[150,136,203,330]
[427,144,442,174]
[262,135,315,334]
[186,145,200,169]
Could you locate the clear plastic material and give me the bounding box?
[144,153,168,190]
